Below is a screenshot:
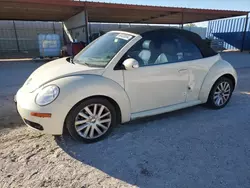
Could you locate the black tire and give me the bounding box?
[206,77,233,109]
[65,98,117,143]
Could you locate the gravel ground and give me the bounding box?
[0,53,250,188]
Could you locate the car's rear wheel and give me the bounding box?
[65,98,117,143]
[206,77,233,109]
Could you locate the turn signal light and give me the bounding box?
[30,112,52,118]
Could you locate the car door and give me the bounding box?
[174,34,218,102]
[122,32,189,113]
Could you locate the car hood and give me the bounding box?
[23,57,105,92]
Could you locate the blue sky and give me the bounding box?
[89,0,250,11]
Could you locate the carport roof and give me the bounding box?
[0,0,248,24]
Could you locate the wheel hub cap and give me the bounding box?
[90,117,96,123]
[74,104,112,139]
[213,81,231,106]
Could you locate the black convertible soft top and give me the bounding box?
[122,27,217,58]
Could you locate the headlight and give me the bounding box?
[35,85,60,106]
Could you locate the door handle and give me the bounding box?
[178,69,188,74]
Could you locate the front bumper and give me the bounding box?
[15,88,70,135]
[15,94,44,131]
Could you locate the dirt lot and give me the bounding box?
[1,53,250,188]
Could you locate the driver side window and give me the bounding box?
[125,33,162,67]
[124,32,203,67]
[126,40,152,67]
[125,32,182,67]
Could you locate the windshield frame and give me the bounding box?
[73,31,136,68]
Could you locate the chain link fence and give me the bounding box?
[0,21,63,58]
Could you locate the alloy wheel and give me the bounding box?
[213,81,231,106]
[74,104,112,139]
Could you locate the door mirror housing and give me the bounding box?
[122,58,139,70]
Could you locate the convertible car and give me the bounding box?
[15,27,237,143]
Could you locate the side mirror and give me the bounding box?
[122,58,139,70]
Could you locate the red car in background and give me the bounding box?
[61,41,86,57]
[61,31,105,57]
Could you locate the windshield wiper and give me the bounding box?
[81,62,94,67]
[73,58,104,67]
[72,58,95,67]
[66,57,75,64]
[70,57,75,64]
[73,59,89,67]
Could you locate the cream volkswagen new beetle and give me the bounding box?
[16,28,237,143]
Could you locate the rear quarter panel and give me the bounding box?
[199,59,237,103]
[186,54,220,101]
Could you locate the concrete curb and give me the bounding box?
[0,57,59,63]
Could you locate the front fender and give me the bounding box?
[199,60,237,103]
[49,75,131,123]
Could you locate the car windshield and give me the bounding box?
[73,32,134,67]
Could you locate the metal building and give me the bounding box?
[0,0,248,58]
[207,16,250,51]
[0,21,63,57]
[1,0,247,41]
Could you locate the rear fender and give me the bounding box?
[199,60,237,103]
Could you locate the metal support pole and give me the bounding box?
[241,13,249,52]
[84,8,90,44]
[89,22,92,37]
[62,22,73,42]
[53,22,56,34]
[62,22,67,45]
[181,12,184,29]
[13,21,20,52]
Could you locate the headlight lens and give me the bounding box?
[35,85,60,106]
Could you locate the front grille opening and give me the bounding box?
[24,119,44,131]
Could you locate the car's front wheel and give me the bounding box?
[206,77,233,109]
[65,98,117,143]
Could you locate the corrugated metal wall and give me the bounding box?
[0,21,63,53]
[183,26,207,39]
[207,17,250,50]
[0,21,207,58]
